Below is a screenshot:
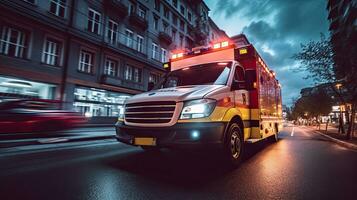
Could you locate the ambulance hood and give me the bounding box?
[125,85,225,104]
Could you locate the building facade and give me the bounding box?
[0,0,226,122]
[327,0,356,86]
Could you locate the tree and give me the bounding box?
[291,88,333,123]
[293,34,355,138]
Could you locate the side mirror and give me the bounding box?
[147,82,155,91]
[231,80,246,90]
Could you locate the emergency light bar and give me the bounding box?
[171,41,233,60]
[213,41,229,49]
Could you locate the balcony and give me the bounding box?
[193,19,209,44]
[129,13,148,30]
[100,75,122,87]
[104,0,128,17]
[328,5,338,20]
[329,17,340,30]
[100,75,145,91]
[158,32,172,45]
[193,28,208,44]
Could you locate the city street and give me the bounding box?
[1,125,356,200]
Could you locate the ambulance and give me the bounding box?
[115,34,283,166]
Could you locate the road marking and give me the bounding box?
[291,127,295,136]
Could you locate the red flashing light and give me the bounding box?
[171,52,184,60]
[213,43,221,49]
[221,41,229,47]
[213,41,230,49]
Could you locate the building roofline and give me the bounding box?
[201,0,210,11]
[230,33,251,44]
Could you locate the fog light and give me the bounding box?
[191,131,200,139]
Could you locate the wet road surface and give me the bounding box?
[0,125,356,200]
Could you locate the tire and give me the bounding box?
[269,133,278,143]
[224,123,244,167]
[269,124,279,143]
[140,146,161,151]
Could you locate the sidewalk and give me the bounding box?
[311,124,357,150]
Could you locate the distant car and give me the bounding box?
[0,99,87,134]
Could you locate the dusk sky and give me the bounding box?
[205,0,330,106]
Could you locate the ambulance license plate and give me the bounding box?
[134,137,156,146]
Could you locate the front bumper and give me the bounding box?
[115,121,227,148]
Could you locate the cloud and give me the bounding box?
[205,0,329,105]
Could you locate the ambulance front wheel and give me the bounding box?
[269,124,279,142]
[224,123,244,167]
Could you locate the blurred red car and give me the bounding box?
[0,99,87,134]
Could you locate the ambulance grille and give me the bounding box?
[124,101,176,124]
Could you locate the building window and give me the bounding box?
[23,0,36,4]
[50,0,66,18]
[186,37,193,49]
[154,0,160,11]
[149,73,160,84]
[164,6,169,19]
[133,67,142,82]
[180,20,185,31]
[136,35,144,52]
[128,2,135,14]
[202,9,207,20]
[172,15,178,26]
[104,58,118,76]
[78,50,94,73]
[163,22,169,34]
[151,43,159,60]
[172,0,177,8]
[73,87,131,117]
[179,35,184,47]
[0,76,56,99]
[180,5,185,15]
[88,8,101,34]
[125,29,134,48]
[153,16,159,30]
[124,65,142,82]
[42,38,61,66]
[171,29,176,42]
[0,26,27,58]
[138,7,146,19]
[161,48,167,63]
[188,12,192,22]
[107,19,118,44]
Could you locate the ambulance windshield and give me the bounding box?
[161,62,232,88]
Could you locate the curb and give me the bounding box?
[312,130,357,151]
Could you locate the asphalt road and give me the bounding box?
[0,125,356,200]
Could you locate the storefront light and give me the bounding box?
[85,112,92,118]
[1,81,32,88]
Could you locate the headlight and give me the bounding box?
[118,106,125,121]
[180,99,216,119]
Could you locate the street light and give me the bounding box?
[335,83,344,133]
